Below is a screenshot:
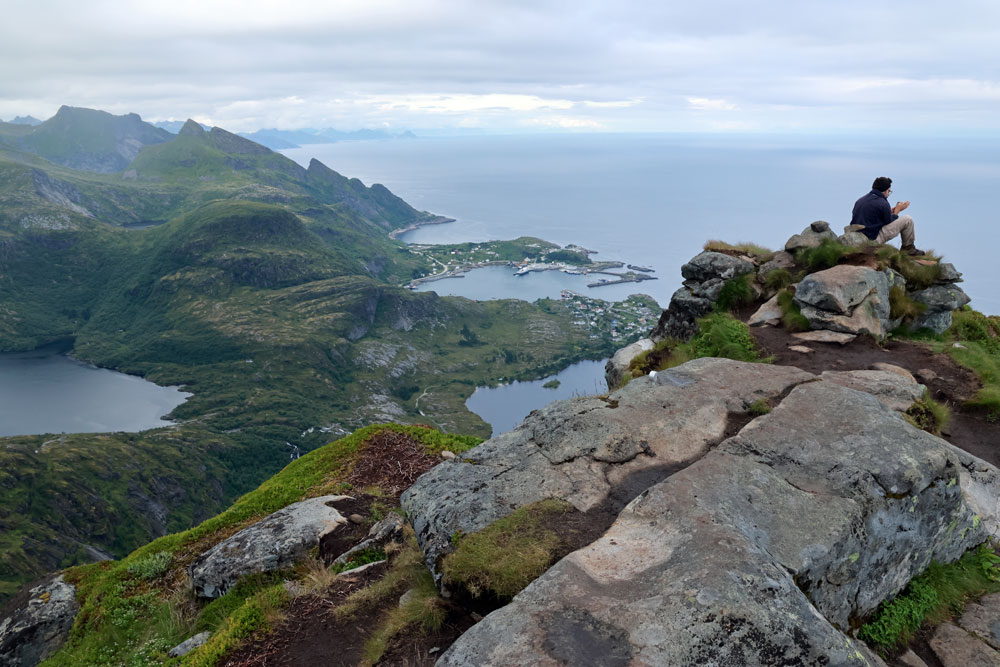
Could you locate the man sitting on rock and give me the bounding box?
[850,176,926,256]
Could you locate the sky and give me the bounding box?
[2,0,1000,134]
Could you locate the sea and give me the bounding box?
[281,133,1000,434]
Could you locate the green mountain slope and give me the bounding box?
[0,106,172,173]
[0,111,621,600]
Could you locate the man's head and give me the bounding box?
[872,176,893,194]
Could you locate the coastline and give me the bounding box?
[387,214,456,240]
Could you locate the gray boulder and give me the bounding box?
[402,358,814,584]
[819,369,924,412]
[0,575,78,667]
[438,379,985,665]
[604,337,654,390]
[757,250,796,279]
[795,265,891,338]
[795,264,886,313]
[911,284,971,334]
[747,293,781,326]
[785,221,838,251]
[930,623,1000,666]
[333,514,405,566]
[680,251,755,283]
[686,276,726,301]
[190,495,352,598]
[168,631,211,658]
[958,592,1000,650]
[649,286,714,341]
[937,262,963,283]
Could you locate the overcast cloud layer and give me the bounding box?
[2,0,999,133]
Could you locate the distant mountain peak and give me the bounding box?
[179,119,207,137]
[8,115,42,126]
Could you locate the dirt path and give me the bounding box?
[751,325,1000,469]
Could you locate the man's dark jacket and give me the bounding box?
[851,189,897,240]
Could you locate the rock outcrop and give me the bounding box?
[603,337,654,390]
[794,265,891,338]
[427,360,991,666]
[0,575,78,667]
[649,251,755,341]
[402,359,814,584]
[785,220,839,251]
[189,495,352,598]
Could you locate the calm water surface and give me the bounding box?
[283,134,999,315]
[465,359,609,436]
[0,344,191,437]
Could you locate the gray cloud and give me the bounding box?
[2,0,999,132]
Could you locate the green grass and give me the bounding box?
[794,239,860,271]
[715,274,756,312]
[442,498,573,600]
[889,284,927,324]
[777,288,811,332]
[858,543,1000,657]
[876,246,943,290]
[904,392,951,436]
[762,267,795,291]
[38,425,478,667]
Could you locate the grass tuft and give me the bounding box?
[795,239,858,271]
[442,498,572,600]
[715,274,756,312]
[703,239,774,261]
[762,268,795,291]
[904,392,951,436]
[876,246,943,290]
[858,543,1000,657]
[777,289,810,332]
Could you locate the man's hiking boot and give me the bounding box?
[902,244,927,256]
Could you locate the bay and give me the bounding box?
[282,133,999,315]
[0,343,191,437]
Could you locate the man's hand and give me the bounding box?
[893,200,911,215]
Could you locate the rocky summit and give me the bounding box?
[417,359,996,665]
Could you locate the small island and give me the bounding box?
[542,379,561,389]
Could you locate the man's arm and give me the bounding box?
[892,200,910,215]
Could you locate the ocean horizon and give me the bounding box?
[282,133,999,316]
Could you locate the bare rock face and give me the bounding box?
[794,265,891,338]
[929,623,1000,666]
[680,251,755,283]
[0,575,78,667]
[429,367,991,666]
[819,369,924,412]
[190,495,352,598]
[604,337,654,389]
[402,358,814,585]
[747,293,782,326]
[912,284,972,334]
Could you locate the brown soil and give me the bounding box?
[750,325,1000,468]
[221,562,390,667]
[319,496,375,564]
[345,430,442,499]
[376,611,476,666]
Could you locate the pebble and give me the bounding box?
[441,450,457,460]
[348,514,366,524]
[788,345,814,354]
[916,368,939,383]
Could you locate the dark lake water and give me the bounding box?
[0,344,191,437]
[465,359,609,436]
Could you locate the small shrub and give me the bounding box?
[762,268,794,291]
[777,289,810,332]
[904,392,950,436]
[877,246,943,290]
[715,274,756,312]
[442,499,571,599]
[687,312,764,363]
[747,399,771,416]
[125,550,172,581]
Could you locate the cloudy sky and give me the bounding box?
[2,0,999,133]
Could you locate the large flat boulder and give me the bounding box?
[820,369,925,412]
[402,358,814,584]
[795,264,887,314]
[680,251,755,283]
[0,575,78,667]
[438,379,986,665]
[190,495,352,598]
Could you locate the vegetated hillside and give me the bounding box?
[0,111,622,601]
[0,106,172,173]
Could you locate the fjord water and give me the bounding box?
[284,133,1000,315]
[0,343,191,437]
[284,133,1000,434]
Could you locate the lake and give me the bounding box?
[283,133,1000,315]
[0,343,191,437]
[465,359,609,436]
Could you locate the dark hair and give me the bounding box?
[872,176,892,192]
